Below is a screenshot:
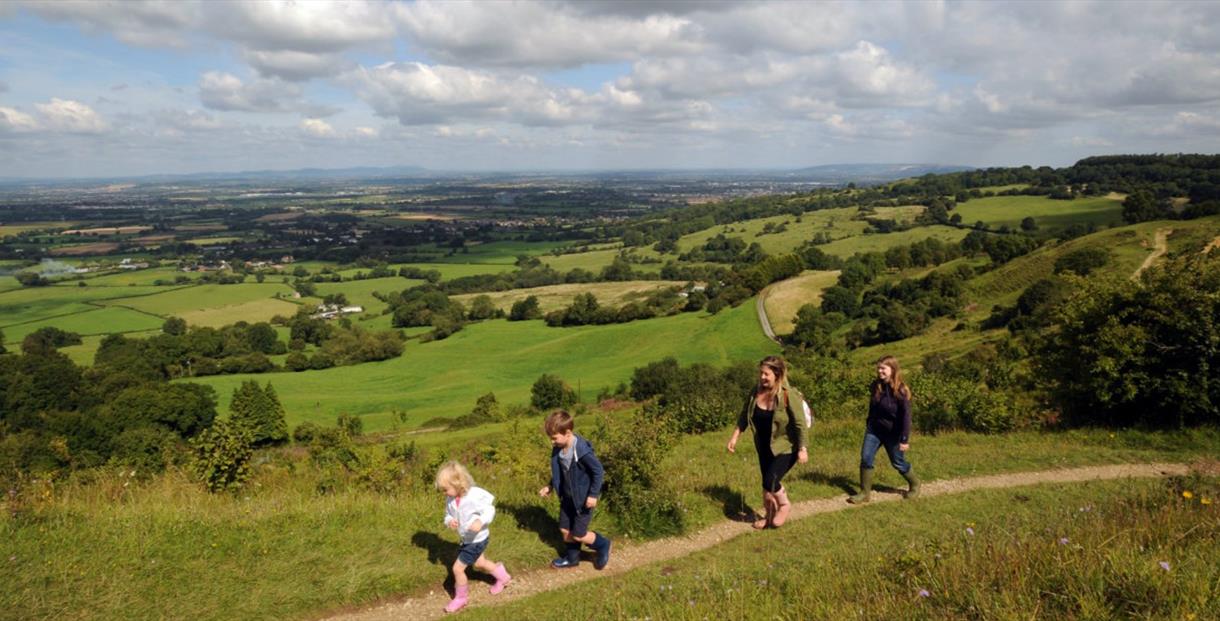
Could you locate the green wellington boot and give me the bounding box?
[902,469,921,500]
[847,467,874,504]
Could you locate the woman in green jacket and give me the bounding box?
[727,355,809,529]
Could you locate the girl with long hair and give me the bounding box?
[848,355,919,503]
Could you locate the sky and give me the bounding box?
[1,0,1219,178]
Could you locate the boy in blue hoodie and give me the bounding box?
[538,409,612,570]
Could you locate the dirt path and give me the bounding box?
[1133,227,1173,279]
[320,462,1190,621]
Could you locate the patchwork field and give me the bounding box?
[0,285,179,330]
[3,306,164,342]
[188,300,777,430]
[0,221,79,237]
[104,283,297,318]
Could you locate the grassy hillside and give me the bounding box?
[452,280,687,314]
[4,419,1215,621]
[952,194,1124,231]
[187,300,777,430]
[762,270,840,334]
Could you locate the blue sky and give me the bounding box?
[1,0,1219,178]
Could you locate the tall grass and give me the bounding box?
[459,475,1219,620]
[3,422,1215,621]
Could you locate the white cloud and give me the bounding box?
[22,0,200,48]
[0,106,40,133]
[198,71,301,112]
[394,0,700,68]
[349,61,596,126]
[243,50,352,82]
[300,118,335,138]
[34,98,108,133]
[354,126,378,138]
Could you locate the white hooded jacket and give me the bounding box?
[444,486,496,545]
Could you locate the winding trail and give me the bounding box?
[320,462,1190,621]
[1133,227,1172,279]
[754,289,779,343]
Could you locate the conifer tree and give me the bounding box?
[229,380,288,446]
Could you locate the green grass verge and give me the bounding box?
[460,474,1218,620]
[2,423,1215,621]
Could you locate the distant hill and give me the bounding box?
[0,163,971,187]
[785,163,975,184]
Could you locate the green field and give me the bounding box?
[953,195,1124,231]
[103,283,297,320]
[452,280,687,313]
[335,262,517,281]
[819,225,969,258]
[69,266,188,286]
[188,300,777,430]
[0,285,180,330]
[762,270,840,334]
[313,277,423,314]
[676,206,867,256]
[2,306,164,342]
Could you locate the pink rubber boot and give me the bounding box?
[445,584,468,613]
[490,563,512,595]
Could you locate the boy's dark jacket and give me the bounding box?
[549,434,604,506]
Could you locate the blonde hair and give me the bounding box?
[758,355,788,400]
[434,460,474,496]
[873,355,912,400]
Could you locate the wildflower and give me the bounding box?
[1182,491,1194,499]
[918,589,930,598]
[965,527,975,536]
[1059,537,1069,545]
[1159,561,1170,571]
[1201,497,1212,505]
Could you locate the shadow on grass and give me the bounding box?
[798,469,858,495]
[701,485,757,522]
[501,503,565,555]
[410,531,494,595]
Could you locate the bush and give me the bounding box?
[587,411,683,538]
[337,412,364,438]
[1037,253,1220,428]
[191,419,254,493]
[109,426,179,473]
[1054,247,1110,276]
[629,357,681,401]
[530,374,578,410]
[292,422,320,444]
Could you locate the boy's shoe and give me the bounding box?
[593,537,612,570]
[551,556,580,569]
[445,585,468,613]
[489,563,512,594]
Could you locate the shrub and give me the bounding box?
[292,422,320,444]
[337,412,364,438]
[587,411,683,538]
[629,357,681,401]
[191,419,253,493]
[109,426,179,473]
[530,374,578,410]
[1037,253,1220,428]
[1054,247,1110,276]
